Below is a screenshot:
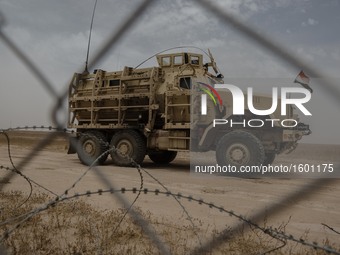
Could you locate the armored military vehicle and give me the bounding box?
[67,50,310,167]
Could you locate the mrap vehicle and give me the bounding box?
[67,50,310,166]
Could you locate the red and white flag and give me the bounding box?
[294,70,313,93]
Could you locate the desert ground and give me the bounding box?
[0,130,340,252]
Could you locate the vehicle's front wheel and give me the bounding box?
[148,151,177,164]
[77,131,109,166]
[216,131,265,167]
[110,130,146,166]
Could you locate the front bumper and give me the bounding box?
[282,123,311,142]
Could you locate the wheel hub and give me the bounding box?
[84,140,96,155]
[226,143,250,165]
[117,139,133,156]
[231,148,244,161]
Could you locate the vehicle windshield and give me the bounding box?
[192,75,224,91]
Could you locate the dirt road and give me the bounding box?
[0,132,340,246]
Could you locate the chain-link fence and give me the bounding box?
[0,0,339,254]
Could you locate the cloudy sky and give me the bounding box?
[0,0,339,144]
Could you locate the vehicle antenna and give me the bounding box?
[84,0,98,74]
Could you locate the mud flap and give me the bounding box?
[67,136,78,154]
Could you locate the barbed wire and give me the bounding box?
[1,126,204,248]
[0,132,32,207]
[134,160,203,246]
[1,128,340,254]
[1,185,339,254]
[0,133,171,254]
[1,0,340,254]
[191,1,340,254]
[322,223,340,236]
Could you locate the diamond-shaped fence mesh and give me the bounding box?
[0,0,339,254]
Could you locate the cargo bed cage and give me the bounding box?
[68,66,163,130]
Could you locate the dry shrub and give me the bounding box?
[0,191,338,255]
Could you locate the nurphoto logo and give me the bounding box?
[198,81,312,128]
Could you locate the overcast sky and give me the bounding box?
[0,0,339,144]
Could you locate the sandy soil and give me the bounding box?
[1,131,340,246]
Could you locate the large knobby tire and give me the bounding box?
[263,152,276,165]
[77,131,109,166]
[216,131,265,167]
[110,130,146,166]
[148,151,177,164]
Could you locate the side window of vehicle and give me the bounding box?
[179,77,191,89]
[190,56,199,65]
[174,55,183,65]
[161,56,171,66]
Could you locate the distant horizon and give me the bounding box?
[1,130,340,146]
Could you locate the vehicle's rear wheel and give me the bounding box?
[77,131,109,166]
[110,130,146,166]
[216,131,265,167]
[263,152,276,165]
[148,151,177,164]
